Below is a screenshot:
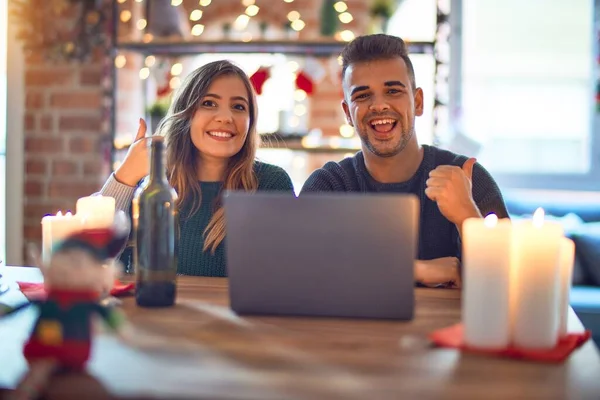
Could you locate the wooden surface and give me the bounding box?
[1,266,599,400]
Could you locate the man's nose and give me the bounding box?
[368,96,390,113]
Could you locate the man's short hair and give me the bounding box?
[341,34,416,91]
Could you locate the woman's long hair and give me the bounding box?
[157,60,259,253]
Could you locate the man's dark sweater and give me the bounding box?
[300,145,509,260]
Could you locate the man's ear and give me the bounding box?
[414,87,424,117]
[341,99,353,126]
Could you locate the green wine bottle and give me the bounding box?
[132,136,178,307]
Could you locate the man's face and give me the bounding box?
[342,57,423,158]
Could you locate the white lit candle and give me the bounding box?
[76,195,116,229]
[462,213,513,349]
[512,208,563,349]
[41,211,84,264]
[558,237,575,337]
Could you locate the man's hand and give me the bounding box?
[415,257,461,288]
[425,158,482,227]
[114,118,151,187]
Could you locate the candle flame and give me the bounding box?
[65,211,72,217]
[56,211,63,216]
[483,213,498,228]
[533,207,545,228]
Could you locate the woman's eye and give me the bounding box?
[233,104,246,111]
[202,100,216,107]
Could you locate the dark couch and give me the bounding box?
[504,191,600,345]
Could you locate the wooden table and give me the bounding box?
[1,266,599,400]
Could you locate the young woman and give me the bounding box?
[99,60,295,277]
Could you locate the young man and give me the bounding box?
[300,34,509,287]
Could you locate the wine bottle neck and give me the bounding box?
[149,140,166,183]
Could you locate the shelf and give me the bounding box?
[114,39,434,57]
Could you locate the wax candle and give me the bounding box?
[462,213,513,349]
[41,211,84,264]
[558,237,575,337]
[512,208,563,349]
[76,195,115,229]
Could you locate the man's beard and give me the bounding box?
[358,121,415,158]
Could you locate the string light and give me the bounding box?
[114,55,127,68]
[242,0,255,6]
[287,11,300,21]
[241,32,253,42]
[190,9,203,21]
[139,67,150,80]
[294,104,307,116]
[143,33,153,42]
[339,12,353,23]
[145,55,155,67]
[136,19,147,30]
[170,77,181,89]
[199,0,211,6]
[117,0,127,3]
[290,20,305,31]
[120,10,131,22]
[191,24,205,36]
[339,30,355,41]
[293,89,307,101]
[233,14,250,30]
[287,61,299,72]
[171,0,183,6]
[339,123,354,138]
[171,63,183,76]
[283,0,294,3]
[333,1,347,12]
[135,0,143,2]
[245,5,259,16]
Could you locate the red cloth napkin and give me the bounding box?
[429,323,591,363]
[16,280,135,301]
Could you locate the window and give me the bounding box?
[460,0,596,190]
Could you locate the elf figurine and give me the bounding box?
[1,226,130,400]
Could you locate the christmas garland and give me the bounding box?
[10,0,111,62]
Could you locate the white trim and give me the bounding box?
[6,4,24,265]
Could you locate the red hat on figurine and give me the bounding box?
[53,228,129,262]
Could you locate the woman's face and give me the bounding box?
[189,74,251,161]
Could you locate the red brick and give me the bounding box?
[25,69,74,87]
[26,92,45,109]
[40,115,53,131]
[59,116,101,131]
[47,181,99,198]
[50,92,102,109]
[24,224,42,241]
[80,67,104,86]
[52,160,79,175]
[68,137,97,152]
[25,137,64,154]
[25,113,35,131]
[24,203,57,220]
[83,160,103,176]
[25,180,44,197]
[26,159,47,175]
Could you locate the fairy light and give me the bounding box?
[334,1,347,12]
[139,67,150,80]
[339,12,353,23]
[114,55,127,68]
[242,0,255,5]
[191,24,205,36]
[190,9,203,21]
[143,33,153,42]
[339,123,354,138]
[120,10,131,22]
[339,30,355,41]
[293,89,307,101]
[337,55,343,65]
[245,5,259,16]
[329,137,342,149]
[291,19,305,31]
[294,104,307,116]
[171,0,183,6]
[287,61,299,72]
[289,116,300,128]
[241,32,253,42]
[145,55,156,67]
[292,156,306,169]
[117,0,127,3]
[233,14,250,30]
[135,0,143,2]
[170,77,181,89]
[283,0,294,3]
[199,0,211,6]
[136,18,147,30]
[287,11,300,21]
[171,63,183,76]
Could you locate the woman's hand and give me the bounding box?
[415,257,461,288]
[114,119,150,187]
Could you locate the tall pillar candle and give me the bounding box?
[76,195,115,229]
[558,237,575,337]
[462,214,513,349]
[512,208,563,349]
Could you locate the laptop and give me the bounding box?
[223,192,419,320]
